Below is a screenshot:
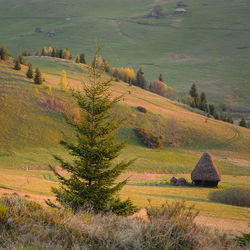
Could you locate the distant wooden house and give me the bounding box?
[35,27,42,33]
[175,8,187,14]
[46,29,55,37]
[177,1,187,7]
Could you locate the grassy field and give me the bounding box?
[0,57,249,233]
[0,0,250,121]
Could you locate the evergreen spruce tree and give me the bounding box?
[189,83,198,98]
[34,67,43,84]
[26,62,33,79]
[199,92,207,111]
[80,52,87,64]
[136,68,147,89]
[239,117,247,128]
[52,48,56,57]
[158,73,163,82]
[59,49,63,58]
[46,46,136,216]
[14,58,21,70]
[209,103,215,116]
[0,46,9,61]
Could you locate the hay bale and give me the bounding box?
[177,177,187,186]
[170,176,177,185]
[191,152,221,187]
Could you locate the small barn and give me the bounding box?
[175,8,187,14]
[191,152,221,187]
[177,1,187,7]
[46,29,55,37]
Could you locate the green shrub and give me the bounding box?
[0,195,239,249]
[137,106,147,113]
[134,127,162,148]
[209,187,250,207]
[234,234,250,247]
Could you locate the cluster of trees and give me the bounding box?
[26,62,43,85]
[41,47,72,59]
[111,67,136,84]
[186,83,234,124]
[75,52,87,64]
[186,83,249,127]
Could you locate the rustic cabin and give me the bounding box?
[191,152,221,187]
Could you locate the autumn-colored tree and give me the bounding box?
[59,70,68,91]
[0,46,9,61]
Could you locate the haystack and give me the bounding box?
[191,152,221,187]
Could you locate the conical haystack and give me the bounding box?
[191,152,221,187]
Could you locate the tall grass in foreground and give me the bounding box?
[209,187,250,208]
[0,195,243,249]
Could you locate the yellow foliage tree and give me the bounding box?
[59,70,68,91]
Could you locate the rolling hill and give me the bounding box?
[0,0,250,122]
[0,57,249,176]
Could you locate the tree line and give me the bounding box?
[186,83,247,128]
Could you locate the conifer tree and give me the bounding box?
[26,62,33,78]
[199,92,207,111]
[14,58,21,70]
[46,46,136,216]
[34,67,43,84]
[80,52,87,64]
[136,68,147,89]
[209,103,215,116]
[189,83,198,98]
[0,46,9,61]
[59,70,68,91]
[52,48,56,57]
[239,117,247,128]
[158,73,163,82]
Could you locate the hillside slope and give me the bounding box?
[0,0,250,118]
[0,58,249,175]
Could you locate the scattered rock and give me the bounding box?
[170,176,178,185]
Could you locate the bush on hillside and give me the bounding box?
[38,96,66,112]
[137,106,147,113]
[135,127,162,148]
[209,187,250,207]
[0,195,240,249]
